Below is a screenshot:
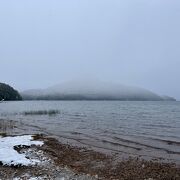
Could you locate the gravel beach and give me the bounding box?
[0,119,180,180]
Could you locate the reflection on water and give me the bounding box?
[0,101,180,163]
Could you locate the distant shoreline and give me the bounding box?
[20,98,176,101]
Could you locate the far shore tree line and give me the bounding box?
[0,82,176,101]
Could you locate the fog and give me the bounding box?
[0,0,180,99]
[21,79,173,101]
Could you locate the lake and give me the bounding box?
[0,101,180,163]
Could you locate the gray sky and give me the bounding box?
[0,0,180,99]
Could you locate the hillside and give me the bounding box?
[21,80,173,101]
[0,83,22,101]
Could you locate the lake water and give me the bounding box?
[0,101,180,163]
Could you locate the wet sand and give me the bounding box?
[0,119,180,179]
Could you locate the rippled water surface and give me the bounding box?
[0,101,180,162]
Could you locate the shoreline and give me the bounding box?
[1,134,180,180]
[1,117,179,165]
[35,134,180,179]
[0,119,180,179]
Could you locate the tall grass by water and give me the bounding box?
[23,110,60,116]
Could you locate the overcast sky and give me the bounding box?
[0,0,180,99]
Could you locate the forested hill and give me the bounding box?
[21,80,175,101]
[0,83,22,101]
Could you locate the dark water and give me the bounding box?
[0,101,180,163]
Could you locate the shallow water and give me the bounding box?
[0,101,180,162]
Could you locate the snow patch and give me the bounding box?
[0,135,43,166]
[14,176,44,180]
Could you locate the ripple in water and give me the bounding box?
[0,101,180,163]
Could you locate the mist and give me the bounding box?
[21,79,176,101]
[0,0,180,99]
